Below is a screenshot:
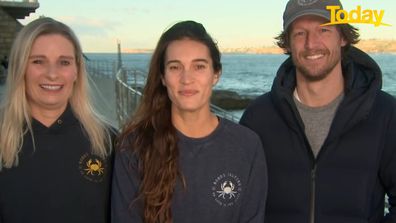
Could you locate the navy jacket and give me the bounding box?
[240,46,396,223]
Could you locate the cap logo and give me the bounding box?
[297,0,319,6]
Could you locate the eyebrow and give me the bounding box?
[165,58,209,65]
[29,55,75,60]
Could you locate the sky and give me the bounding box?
[19,0,396,53]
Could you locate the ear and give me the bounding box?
[286,47,291,54]
[212,72,221,86]
[160,75,166,86]
[340,36,347,47]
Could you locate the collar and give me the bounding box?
[31,104,79,133]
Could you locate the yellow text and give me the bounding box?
[322,5,391,27]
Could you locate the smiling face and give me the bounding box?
[289,15,346,82]
[162,38,220,116]
[25,34,77,119]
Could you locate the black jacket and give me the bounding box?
[0,106,115,223]
[240,47,396,223]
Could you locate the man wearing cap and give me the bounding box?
[240,0,396,222]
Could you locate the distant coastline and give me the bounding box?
[122,39,396,54]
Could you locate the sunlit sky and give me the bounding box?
[20,0,396,53]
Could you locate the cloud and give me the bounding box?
[112,6,151,15]
[58,16,120,37]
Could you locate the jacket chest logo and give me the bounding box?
[211,172,242,207]
[78,153,106,183]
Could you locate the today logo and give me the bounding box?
[322,5,391,27]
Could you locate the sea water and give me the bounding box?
[86,53,396,119]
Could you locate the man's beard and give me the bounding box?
[293,49,341,82]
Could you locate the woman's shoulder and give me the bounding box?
[218,118,263,156]
[114,132,138,160]
[220,118,261,141]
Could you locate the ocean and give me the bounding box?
[86,53,396,119]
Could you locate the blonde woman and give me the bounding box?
[0,17,115,223]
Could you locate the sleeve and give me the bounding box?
[111,148,143,223]
[381,112,396,223]
[239,134,268,223]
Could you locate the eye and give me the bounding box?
[293,31,306,37]
[166,62,183,72]
[60,60,71,66]
[169,65,180,70]
[169,64,181,71]
[32,59,44,64]
[195,63,207,70]
[320,28,330,33]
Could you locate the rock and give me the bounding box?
[211,90,253,110]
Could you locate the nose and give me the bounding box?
[45,63,59,80]
[305,31,320,50]
[180,68,194,84]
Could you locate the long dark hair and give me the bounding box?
[118,20,221,223]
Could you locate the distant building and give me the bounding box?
[0,0,39,58]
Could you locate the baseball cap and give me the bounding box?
[283,0,343,30]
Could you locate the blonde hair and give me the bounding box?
[0,17,112,169]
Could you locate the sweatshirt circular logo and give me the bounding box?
[298,0,319,6]
[79,153,106,183]
[211,173,242,207]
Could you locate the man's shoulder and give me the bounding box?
[242,92,276,119]
[240,92,276,126]
[246,92,273,110]
[369,91,396,121]
[376,91,396,108]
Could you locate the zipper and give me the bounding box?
[297,130,317,223]
[291,97,320,223]
[309,165,317,223]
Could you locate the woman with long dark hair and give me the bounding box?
[112,20,267,223]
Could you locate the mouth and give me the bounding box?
[179,90,198,96]
[303,50,328,61]
[306,54,324,60]
[40,84,63,91]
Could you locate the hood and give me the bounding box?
[270,46,382,138]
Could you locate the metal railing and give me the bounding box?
[211,103,239,122]
[115,68,144,125]
[86,60,116,78]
